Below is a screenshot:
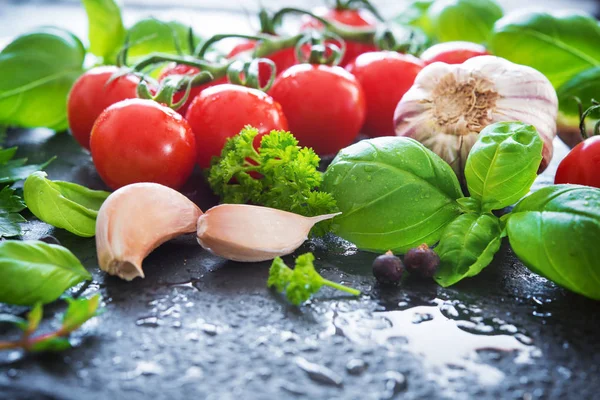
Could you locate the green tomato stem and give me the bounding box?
[322,279,361,296]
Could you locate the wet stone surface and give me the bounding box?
[1,129,600,400]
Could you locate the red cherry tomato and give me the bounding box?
[90,99,196,190]
[554,136,600,188]
[346,51,425,137]
[158,63,226,115]
[269,64,366,155]
[67,66,139,150]
[301,7,378,66]
[227,41,297,86]
[185,84,288,168]
[420,41,490,65]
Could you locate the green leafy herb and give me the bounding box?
[490,10,600,88]
[267,253,360,306]
[427,0,503,43]
[0,27,85,131]
[394,0,435,38]
[208,127,337,235]
[556,67,600,129]
[0,186,26,238]
[506,185,600,300]
[434,213,503,287]
[322,136,462,253]
[465,122,543,213]
[0,240,92,306]
[24,171,110,237]
[0,147,55,185]
[127,18,197,61]
[0,295,101,352]
[82,0,126,63]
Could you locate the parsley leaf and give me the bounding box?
[0,147,55,185]
[0,186,26,238]
[267,253,360,306]
[208,126,338,236]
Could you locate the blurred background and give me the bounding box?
[1,0,599,46]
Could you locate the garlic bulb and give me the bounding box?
[96,183,202,281]
[394,56,557,175]
[197,204,339,262]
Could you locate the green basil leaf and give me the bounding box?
[393,0,435,38]
[490,10,600,88]
[82,0,126,63]
[61,294,101,332]
[30,337,71,352]
[428,0,503,43]
[0,314,28,330]
[506,185,600,300]
[23,171,110,237]
[322,137,463,253]
[0,146,55,185]
[26,303,43,335]
[465,122,543,212]
[127,19,197,61]
[0,28,85,131]
[434,213,503,287]
[0,240,91,306]
[556,66,600,124]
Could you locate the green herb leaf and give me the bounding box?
[434,213,503,287]
[209,127,338,236]
[322,137,463,253]
[556,66,600,126]
[0,186,26,238]
[0,314,28,330]
[465,122,543,212]
[268,253,360,306]
[393,0,435,38]
[427,0,503,43]
[0,27,85,130]
[506,185,600,300]
[25,303,43,337]
[0,240,92,306]
[82,0,126,63]
[61,294,101,332]
[24,171,110,237]
[127,19,198,61]
[490,10,600,88]
[29,337,72,352]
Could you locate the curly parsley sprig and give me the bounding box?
[268,253,360,305]
[208,126,338,235]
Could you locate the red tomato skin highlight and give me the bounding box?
[228,41,298,87]
[158,64,227,115]
[346,51,425,137]
[185,84,288,169]
[269,64,366,155]
[90,99,197,190]
[554,136,600,189]
[420,41,490,65]
[67,66,139,150]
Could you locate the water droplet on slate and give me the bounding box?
[382,371,407,398]
[412,312,434,324]
[346,359,368,375]
[201,323,218,336]
[135,317,162,327]
[295,357,343,387]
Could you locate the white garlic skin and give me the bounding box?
[394,56,558,174]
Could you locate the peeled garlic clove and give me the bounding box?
[96,182,202,281]
[394,55,557,175]
[196,204,339,262]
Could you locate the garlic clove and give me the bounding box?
[196,204,340,262]
[96,182,202,281]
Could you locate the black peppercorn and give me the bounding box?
[404,244,440,278]
[372,250,404,285]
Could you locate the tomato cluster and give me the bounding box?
[66,4,493,191]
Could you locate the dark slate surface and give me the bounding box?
[1,126,599,400]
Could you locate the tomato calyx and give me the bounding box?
[374,24,429,55]
[137,70,213,110]
[332,0,384,21]
[227,59,277,92]
[295,31,345,66]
